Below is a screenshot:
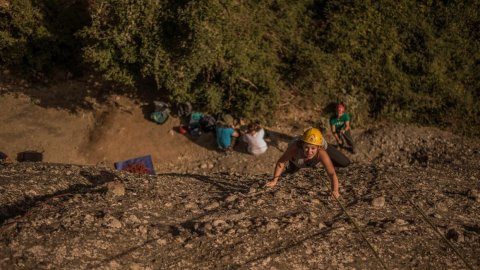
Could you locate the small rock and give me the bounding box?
[261,256,272,266]
[156,239,167,246]
[225,194,238,203]
[371,196,386,208]
[394,219,408,226]
[137,226,148,237]
[175,236,185,243]
[84,214,94,224]
[107,181,125,196]
[265,221,279,232]
[467,189,479,202]
[108,260,122,270]
[236,199,246,208]
[435,202,449,212]
[310,199,321,205]
[237,219,252,228]
[149,229,161,240]
[203,223,213,232]
[184,202,198,210]
[237,228,248,234]
[309,212,318,221]
[212,219,227,227]
[318,222,327,230]
[127,214,141,224]
[129,263,145,270]
[205,201,220,210]
[107,217,122,229]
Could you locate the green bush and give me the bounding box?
[307,0,479,133]
[0,0,88,72]
[79,0,287,119]
[0,0,51,70]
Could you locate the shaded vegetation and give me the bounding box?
[0,0,479,134]
[0,0,89,72]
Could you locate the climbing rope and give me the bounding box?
[387,175,474,270]
[317,170,389,270]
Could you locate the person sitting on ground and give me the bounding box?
[216,114,240,152]
[242,121,268,156]
[330,103,355,153]
[265,128,350,199]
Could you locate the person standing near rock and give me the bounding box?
[265,128,349,199]
[330,103,355,153]
[242,121,268,156]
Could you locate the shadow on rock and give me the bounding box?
[0,169,117,226]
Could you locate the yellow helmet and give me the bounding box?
[302,128,323,146]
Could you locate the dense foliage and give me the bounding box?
[1,0,479,134]
[0,0,88,71]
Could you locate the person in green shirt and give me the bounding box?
[330,103,355,153]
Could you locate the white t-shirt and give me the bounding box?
[242,128,268,155]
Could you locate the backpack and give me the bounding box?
[199,115,217,132]
[188,111,204,136]
[154,101,170,111]
[150,110,169,124]
[150,101,170,124]
[189,111,204,124]
[177,102,192,118]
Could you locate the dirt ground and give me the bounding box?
[1,74,480,269]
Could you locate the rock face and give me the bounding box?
[1,125,480,269]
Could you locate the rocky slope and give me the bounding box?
[1,124,479,269]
